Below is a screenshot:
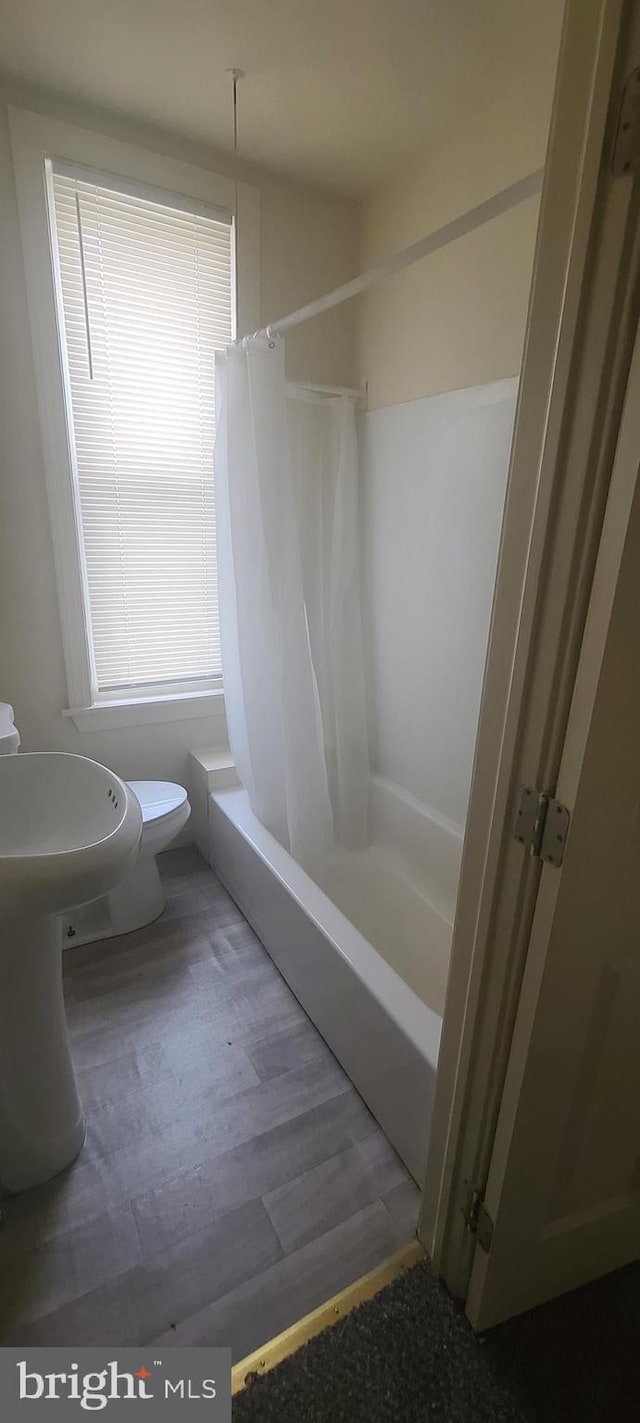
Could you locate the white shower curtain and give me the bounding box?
[214,333,369,866]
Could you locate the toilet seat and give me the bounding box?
[128,780,188,825]
[127,779,191,861]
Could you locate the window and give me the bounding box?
[9,108,260,727]
[51,168,233,697]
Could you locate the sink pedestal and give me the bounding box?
[0,914,85,1192]
[0,751,142,1190]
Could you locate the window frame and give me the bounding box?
[9,107,260,729]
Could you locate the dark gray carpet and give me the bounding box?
[232,1257,640,1422]
[233,1259,524,1422]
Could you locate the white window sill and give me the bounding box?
[63,689,226,732]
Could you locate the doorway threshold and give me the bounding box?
[232,1239,425,1395]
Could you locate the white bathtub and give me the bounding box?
[209,778,461,1182]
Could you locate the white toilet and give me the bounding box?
[0,704,191,948]
[62,779,191,946]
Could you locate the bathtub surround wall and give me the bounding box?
[0,78,359,790]
[362,380,518,832]
[368,774,462,929]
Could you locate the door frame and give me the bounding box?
[420,0,640,1302]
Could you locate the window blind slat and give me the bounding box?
[51,170,232,693]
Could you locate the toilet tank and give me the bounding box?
[0,703,20,755]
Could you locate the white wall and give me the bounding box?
[356,2,562,409]
[0,80,359,794]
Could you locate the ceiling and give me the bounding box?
[0,0,563,196]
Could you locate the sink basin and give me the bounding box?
[0,751,142,917]
[0,752,143,1192]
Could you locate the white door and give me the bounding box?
[465,320,640,1329]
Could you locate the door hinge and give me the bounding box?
[613,67,640,177]
[513,786,570,868]
[462,1183,494,1253]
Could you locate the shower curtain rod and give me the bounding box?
[260,168,543,340]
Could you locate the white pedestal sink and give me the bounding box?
[0,752,142,1192]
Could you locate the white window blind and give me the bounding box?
[50,168,233,694]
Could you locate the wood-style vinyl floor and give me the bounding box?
[0,846,420,1358]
